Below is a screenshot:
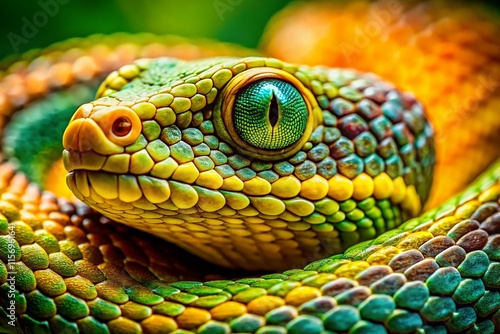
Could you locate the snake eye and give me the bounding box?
[112,117,132,137]
[233,79,308,150]
[216,67,320,160]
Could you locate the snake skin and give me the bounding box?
[0,2,499,333]
[61,56,433,272]
[262,0,500,209]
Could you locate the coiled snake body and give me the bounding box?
[0,1,499,333]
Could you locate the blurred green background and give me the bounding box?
[1,0,499,60]
[0,0,295,59]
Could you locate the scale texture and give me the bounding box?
[0,1,499,333]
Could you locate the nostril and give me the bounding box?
[91,106,141,147]
[112,117,132,137]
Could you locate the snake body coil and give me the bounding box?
[0,2,499,334]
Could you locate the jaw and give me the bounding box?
[65,169,364,272]
[67,173,348,271]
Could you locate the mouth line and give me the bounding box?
[67,168,173,205]
[63,149,107,172]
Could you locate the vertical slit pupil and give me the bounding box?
[268,95,279,127]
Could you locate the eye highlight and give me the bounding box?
[233,79,308,150]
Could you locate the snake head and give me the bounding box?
[62,57,434,271]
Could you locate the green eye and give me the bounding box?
[216,68,320,161]
[232,79,308,150]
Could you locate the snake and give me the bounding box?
[0,1,499,334]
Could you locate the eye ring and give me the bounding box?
[215,67,322,160]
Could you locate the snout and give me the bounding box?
[62,104,142,172]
